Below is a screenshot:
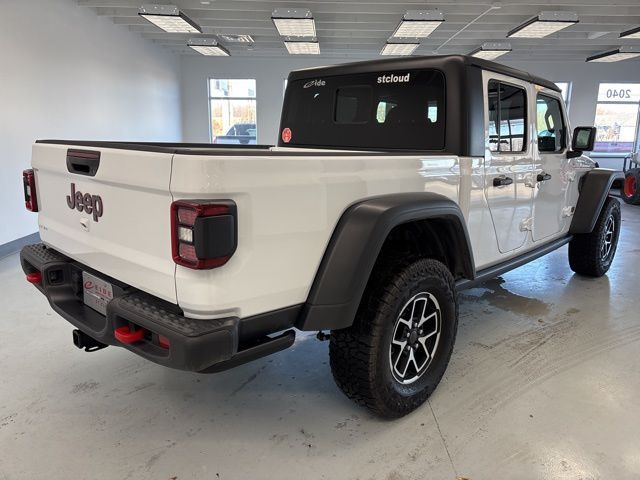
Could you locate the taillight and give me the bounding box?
[170,200,237,269]
[23,169,39,212]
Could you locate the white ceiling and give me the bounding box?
[77,0,640,61]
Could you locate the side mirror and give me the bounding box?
[568,126,596,158]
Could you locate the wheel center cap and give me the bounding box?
[409,330,419,344]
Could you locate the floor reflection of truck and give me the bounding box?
[213,123,257,145]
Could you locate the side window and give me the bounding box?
[536,94,566,152]
[487,80,527,153]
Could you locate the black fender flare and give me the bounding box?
[570,169,624,234]
[296,193,475,331]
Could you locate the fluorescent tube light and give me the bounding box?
[284,40,320,55]
[272,9,316,37]
[380,42,419,56]
[188,38,230,56]
[139,4,202,33]
[507,11,578,38]
[586,46,640,63]
[620,26,640,39]
[391,11,444,39]
[470,42,512,60]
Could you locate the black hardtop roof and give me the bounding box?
[287,55,560,92]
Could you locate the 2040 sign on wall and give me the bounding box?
[597,83,640,103]
[606,88,632,100]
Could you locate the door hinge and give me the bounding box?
[562,205,576,217]
[519,217,533,232]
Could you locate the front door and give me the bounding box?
[484,77,535,253]
[532,92,571,241]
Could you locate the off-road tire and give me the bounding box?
[622,169,640,205]
[329,258,458,418]
[569,196,621,277]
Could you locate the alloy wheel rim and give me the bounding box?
[601,215,615,260]
[389,292,441,384]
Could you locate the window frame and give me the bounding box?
[536,92,568,154]
[207,78,257,143]
[593,82,640,155]
[487,79,529,155]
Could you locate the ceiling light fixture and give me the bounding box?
[620,26,640,39]
[380,42,420,56]
[272,9,316,37]
[391,11,444,39]
[284,39,320,54]
[188,38,230,56]
[507,11,578,38]
[470,42,512,60]
[139,4,202,33]
[586,46,640,63]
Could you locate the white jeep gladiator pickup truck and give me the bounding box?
[20,56,623,418]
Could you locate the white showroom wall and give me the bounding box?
[0,0,182,245]
[181,54,640,170]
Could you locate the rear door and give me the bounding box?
[484,75,535,253]
[532,92,571,241]
[32,143,176,303]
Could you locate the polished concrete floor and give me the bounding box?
[1,202,639,480]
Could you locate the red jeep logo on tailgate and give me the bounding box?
[66,183,103,222]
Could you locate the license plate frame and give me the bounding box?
[82,271,114,316]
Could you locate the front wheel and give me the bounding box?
[569,196,621,277]
[329,258,458,418]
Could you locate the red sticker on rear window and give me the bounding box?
[282,127,292,143]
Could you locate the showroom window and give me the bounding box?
[208,79,257,144]
[488,80,527,153]
[594,83,640,153]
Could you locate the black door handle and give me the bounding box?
[493,176,514,187]
[537,173,552,182]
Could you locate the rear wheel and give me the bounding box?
[569,197,621,277]
[329,258,457,418]
[622,169,640,205]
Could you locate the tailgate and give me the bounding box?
[32,143,176,303]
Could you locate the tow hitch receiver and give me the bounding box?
[73,329,108,352]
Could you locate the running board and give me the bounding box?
[456,236,572,291]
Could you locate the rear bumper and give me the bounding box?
[20,243,296,372]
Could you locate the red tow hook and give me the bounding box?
[26,272,42,284]
[114,326,146,344]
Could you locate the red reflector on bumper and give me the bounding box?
[158,335,170,349]
[114,326,146,344]
[26,272,42,284]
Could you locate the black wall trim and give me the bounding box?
[570,169,624,234]
[456,236,572,291]
[296,193,475,331]
[0,232,40,260]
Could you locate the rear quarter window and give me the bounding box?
[281,69,446,151]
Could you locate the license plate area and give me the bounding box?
[82,271,114,316]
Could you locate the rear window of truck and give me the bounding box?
[281,69,445,151]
